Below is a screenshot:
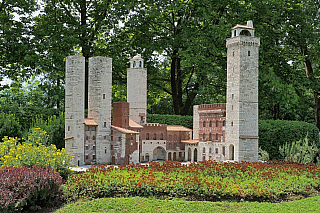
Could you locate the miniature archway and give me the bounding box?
[153,146,166,161]
[240,29,251,36]
[194,148,198,162]
[187,148,191,161]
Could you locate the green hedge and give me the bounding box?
[259,120,320,159]
[147,114,193,129]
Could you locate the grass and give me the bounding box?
[55,196,320,213]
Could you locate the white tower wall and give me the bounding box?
[65,56,85,166]
[88,56,112,164]
[226,23,260,162]
[127,56,147,125]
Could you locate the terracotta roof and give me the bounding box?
[167,125,192,132]
[111,125,139,134]
[64,136,74,140]
[181,139,199,144]
[239,136,259,139]
[129,119,144,128]
[84,118,98,126]
[231,24,254,30]
[132,55,142,60]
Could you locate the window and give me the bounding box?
[169,143,172,149]
[93,136,96,140]
[209,133,212,141]
[233,51,235,56]
[111,145,113,150]
[215,148,218,154]
[160,133,163,140]
[223,120,226,126]
[68,126,70,131]
[232,94,234,99]
[231,122,233,126]
[103,94,105,99]
[85,126,89,131]
[209,121,212,127]
[93,146,95,150]
[104,122,106,127]
[92,126,96,131]
[85,155,89,159]
[85,145,89,150]
[111,136,113,141]
[93,155,96,160]
[248,51,251,56]
[216,133,219,140]
[125,119,127,123]
[203,133,206,140]
[209,148,212,153]
[222,147,225,156]
[203,121,206,127]
[203,147,206,153]
[153,133,156,140]
[169,135,172,140]
[104,136,107,139]
[146,133,149,140]
[216,120,219,127]
[131,137,133,141]
[174,135,177,141]
[86,136,89,140]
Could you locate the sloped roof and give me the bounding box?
[129,119,144,128]
[181,139,199,144]
[84,118,98,126]
[111,125,139,134]
[167,125,192,132]
[231,24,254,30]
[64,136,74,140]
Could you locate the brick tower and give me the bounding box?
[127,55,147,125]
[225,20,260,161]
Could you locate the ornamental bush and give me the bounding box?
[0,165,62,213]
[259,120,320,159]
[0,136,72,178]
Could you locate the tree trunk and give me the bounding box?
[314,91,320,130]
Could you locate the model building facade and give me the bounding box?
[65,21,259,165]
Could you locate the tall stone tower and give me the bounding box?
[65,56,85,166]
[225,21,260,162]
[88,57,112,164]
[127,55,147,125]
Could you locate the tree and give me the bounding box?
[108,0,245,115]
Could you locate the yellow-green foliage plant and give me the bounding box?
[0,128,72,178]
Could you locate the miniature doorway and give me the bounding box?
[187,148,191,161]
[173,152,177,161]
[229,145,235,160]
[194,148,198,162]
[112,156,115,165]
[153,146,166,161]
[168,152,172,161]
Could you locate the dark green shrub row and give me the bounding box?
[147,114,193,129]
[0,165,62,213]
[0,112,22,140]
[259,120,320,159]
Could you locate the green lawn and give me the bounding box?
[56,196,320,213]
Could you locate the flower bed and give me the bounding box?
[63,161,320,202]
[0,165,62,212]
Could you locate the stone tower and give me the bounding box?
[65,56,85,166]
[225,20,260,162]
[127,55,147,125]
[88,57,112,164]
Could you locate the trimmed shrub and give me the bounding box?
[147,114,193,129]
[0,165,62,213]
[259,120,320,159]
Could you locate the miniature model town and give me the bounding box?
[65,21,260,166]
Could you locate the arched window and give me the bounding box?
[216,133,219,140]
[169,135,172,140]
[209,133,212,141]
[203,121,206,127]
[222,146,226,156]
[146,133,149,140]
[215,148,218,154]
[209,121,212,127]
[174,135,177,141]
[209,148,212,153]
[216,120,219,127]
[160,133,163,140]
[223,120,226,126]
[153,133,157,140]
[203,147,206,153]
[93,135,96,140]
[203,133,206,140]
[240,29,251,36]
[231,122,233,126]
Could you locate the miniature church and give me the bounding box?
[65,21,259,165]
